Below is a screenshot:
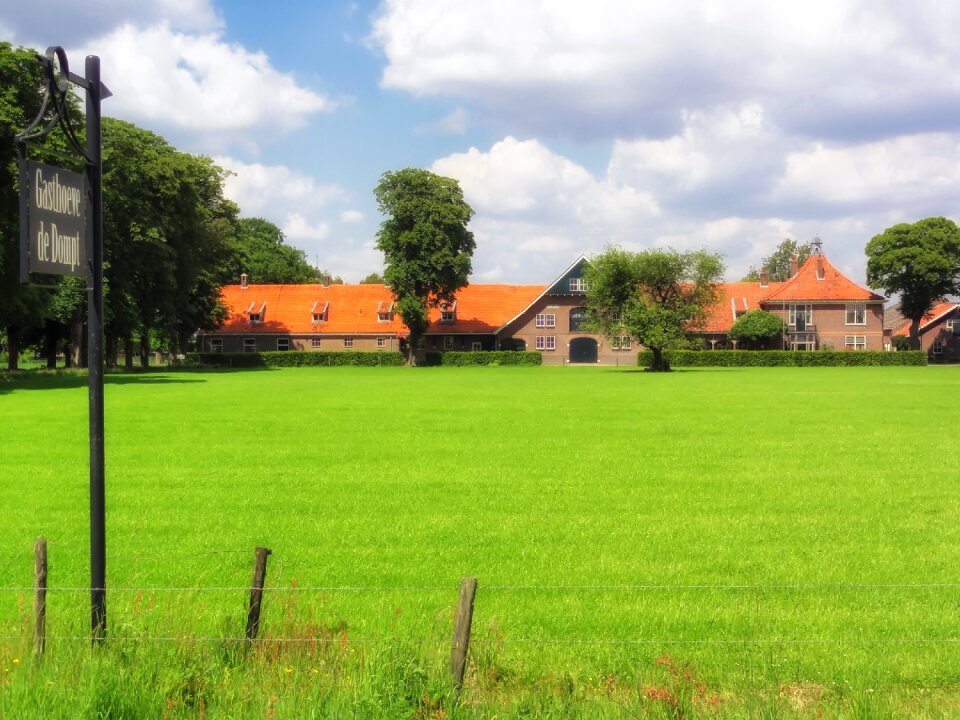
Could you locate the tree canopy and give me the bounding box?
[729,309,785,348]
[742,238,812,282]
[224,218,319,284]
[360,272,385,284]
[866,217,960,349]
[584,247,724,372]
[374,168,475,364]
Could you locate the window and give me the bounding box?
[535,313,556,328]
[568,277,588,292]
[376,301,394,322]
[844,335,866,350]
[788,304,813,326]
[471,341,482,351]
[535,336,556,351]
[247,301,265,324]
[312,313,324,323]
[276,338,289,351]
[243,338,256,352]
[311,301,328,323]
[444,336,455,350]
[845,303,866,325]
[947,319,960,336]
[210,337,222,353]
[612,336,632,350]
[933,339,943,354]
[343,338,353,349]
[377,337,387,348]
[569,307,588,331]
[311,338,321,348]
[440,301,457,323]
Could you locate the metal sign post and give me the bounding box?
[16,47,111,643]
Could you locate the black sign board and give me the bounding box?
[21,159,87,277]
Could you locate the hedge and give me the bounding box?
[637,349,927,367]
[186,351,405,368]
[422,351,542,366]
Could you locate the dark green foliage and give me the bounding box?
[421,351,542,366]
[374,168,475,364]
[637,349,927,367]
[866,217,960,349]
[729,310,786,348]
[224,218,319,284]
[360,272,385,284]
[585,247,724,372]
[187,351,405,368]
[742,238,812,282]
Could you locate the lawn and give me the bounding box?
[1,365,959,718]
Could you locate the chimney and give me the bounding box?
[759,266,769,288]
[789,254,799,278]
[240,273,248,289]
[816,256,825,280]
[322,274,330,288]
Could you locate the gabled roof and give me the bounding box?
[762,255,884,303]
[701,281,784,333]
[426,284,545,334]
[892,302,959,336]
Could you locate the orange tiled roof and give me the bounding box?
[210,282,546,336]
[700,281,784,333]
[762,255,884,303]
[892,302,959,336]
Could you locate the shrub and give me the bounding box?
[186,351,405,368]
[421,351,542,366]
[637,349,926,367]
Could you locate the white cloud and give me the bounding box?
[340,210,365,223]
[416,107,468,135]
[284,214,331,242]
[79,23,331,149]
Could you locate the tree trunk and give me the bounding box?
[140,331,150,368]
[647,347,671,372]
[105,333,117,369]
[6,325,20,371]
[44,322,59,369]
[124,335,134,369]
[909,318,922,351]
[70,315,83,368]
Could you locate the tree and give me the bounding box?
[223,218,318,284]
[374,168,475,364]
[866,217,960,350]
[742,238,812,282]
[360,272,385,284]
[729,310,785,349]
[584,247,724,372]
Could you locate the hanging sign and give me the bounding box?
[21,159,88,277]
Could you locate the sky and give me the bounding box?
[4,0,960,287]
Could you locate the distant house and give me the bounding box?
[199,245,888,362]
[893,302,960,361]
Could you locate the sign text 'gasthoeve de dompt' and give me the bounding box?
[26,159,87,276]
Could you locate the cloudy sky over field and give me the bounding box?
[4,0,960,284]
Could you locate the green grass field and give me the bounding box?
[2,365,960,718]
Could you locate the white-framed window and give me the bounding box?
[311,338,321,348]
[247,302,265,324]
[312,313,324,323]
[568,277,588,292]
[444,336,455,350]
[844,335,866,350]
[377,337,387,348]
[947,319,960,336]
[471,341,482,351]
[535,336,556,351]
[535,313,556,328]
[248,311,262,324]
[343,338,353,349]
[311,301,328,324]
[612,336,632,350]
[276,338,289,351]
[210,337,222,353]
[932,339,943,354]
[439,302,456,323]
[788,304,813,326]
[377,312,391,322]
[845,303,866,325]
[243,338,256,352]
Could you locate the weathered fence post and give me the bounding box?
[450,576,478,694]
[34,538,47,658]
[245,546,272,641]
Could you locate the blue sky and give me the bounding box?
[5,1,960,286]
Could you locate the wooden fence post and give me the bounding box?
[34,538,47,659]
[245,546,272,641]
[450,576,478,694]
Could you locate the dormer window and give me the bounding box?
[311,301,329,323]
[247,301,266,324]
[377,301,394,322]
[440,301,457,323]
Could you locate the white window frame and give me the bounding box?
[844,335,866,351]
[536,336,556,351]
[444,336,455,350]
[243,338,256,353]
[788,304,813,326]
[471,341,482,351]
[312,313,325,323]
[377,312,392,323]
[311,338,321,348]
[276,338,290,351]
[932,339,943,354]
[568,277,588,292]
[377,337,387,348]
[343,338,353,349]
[946,319,960,336]
[845,303,866,325]
[210,337,223,353]
[535,313,545,328]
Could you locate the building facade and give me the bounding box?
[893,302,960,361]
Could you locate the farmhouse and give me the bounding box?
[893,302,960,361]
[198,246,887,363]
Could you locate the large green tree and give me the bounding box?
[742,238,812,282]
[585,247,724,372]
[374,168,475,364]
[866,217,960,350]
